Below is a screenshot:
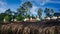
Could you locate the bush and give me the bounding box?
[4,15,11,22]
[15,16,25,21]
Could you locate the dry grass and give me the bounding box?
[0,20,60,34]
[0,23,40,34]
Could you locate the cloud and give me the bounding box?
[0,0,7,13]
[21,0,60,6]
[20,0,50,5]
[0,7,7,13]
[49,1,60,4]
[0,1,7,6]
[30,6,38,15]
[0,8,7,13]
[33,0,50,5]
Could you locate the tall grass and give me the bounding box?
[0,22,60,34]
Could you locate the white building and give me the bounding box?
[3,19,6,22]
[36,17,41,21]
[14,19,17,21]
[51,16,57,20]
[45,17,50,20]
[11,19,14,21]
[58,16,60,18]
[24,18,29,21]
[3,18,9,23]
[24,17,40,22]
[30,18,35,21]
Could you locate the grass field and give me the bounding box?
[0,19,60,34]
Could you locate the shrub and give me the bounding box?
[4,15,11,22]
[15,16,25,21]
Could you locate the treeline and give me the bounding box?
[0,1,59,22]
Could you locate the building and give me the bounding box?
[46,13,60,20]
[24,17,41,22]
[51,16,57,20]
[45,17,50,20]
[54,13,60,17]
[36,17,41,21]
[51,13,60,20]
[14,19,17,21]
[24,18,29,21]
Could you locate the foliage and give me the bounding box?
[44,8,54,17]
[18,1,32,18]
[31,15,36,19]
[0,13,7,22]
[5,9,12,15]
[15,16,25,21]
[4,15,11,21]
[0,1,56,22]
[4,9,13,21]
[37,8,43,19]
[50,9,54,17]
[17,7,25,16]
[22,1,32,9]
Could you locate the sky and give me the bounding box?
[0,0,60,16]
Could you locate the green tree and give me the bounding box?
[15,16,24,21]
[44,8,54,18]
[31,15,36,19]
[37,8,43,19]
[4,15,11,22]
[5,9,12,15]
[58,9,60,13]
[5,9,13,21]
[50,9,54,17]
[17,7,26,21]
[18,1,32,18]
[44,8,50,17]
[59,9,60,11]
[17,6,26,16]
[0,13,7,22]
[17,1,32,21]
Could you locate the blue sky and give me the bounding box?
[0,0,60,15]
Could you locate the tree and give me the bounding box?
[58,9,60,13]
[44,8,50,17]
[4,16,9,21]
[5,9,13,21]
[50,9,54,17]
[11,12,18,20]
[0,13,7,22]
[5,9,12,15]
[37,8,43,19]
[17,1,32,18]
[44,8,54,17]
[31,15,36,19]
[59,9,60,11]
[4,15,11,22]
[15,16,24,21]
